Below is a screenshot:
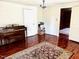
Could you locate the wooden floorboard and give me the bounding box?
[0,34,79,59]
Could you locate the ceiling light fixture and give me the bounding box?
[40,0,46,9]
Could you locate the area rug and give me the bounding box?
[5,41,73,59]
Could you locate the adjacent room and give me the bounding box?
[0,0,79,59]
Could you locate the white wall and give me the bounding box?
[69,6,79,42]
[44,7,60,36]
[37,7,44,23]
[0,1,40,26]
[0,1,24,27]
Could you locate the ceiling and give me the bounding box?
[0,0,79,6]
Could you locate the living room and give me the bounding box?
[0,0,79,59]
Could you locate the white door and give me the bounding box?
[24,7,38,36]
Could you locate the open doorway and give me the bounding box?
[60,8,71,30]
[58,8,72,48]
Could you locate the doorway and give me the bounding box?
[60,8,71,30]
[58,8,72,48]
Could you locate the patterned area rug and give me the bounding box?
[5,41,73,59]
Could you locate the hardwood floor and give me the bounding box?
[0,34,79,59]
